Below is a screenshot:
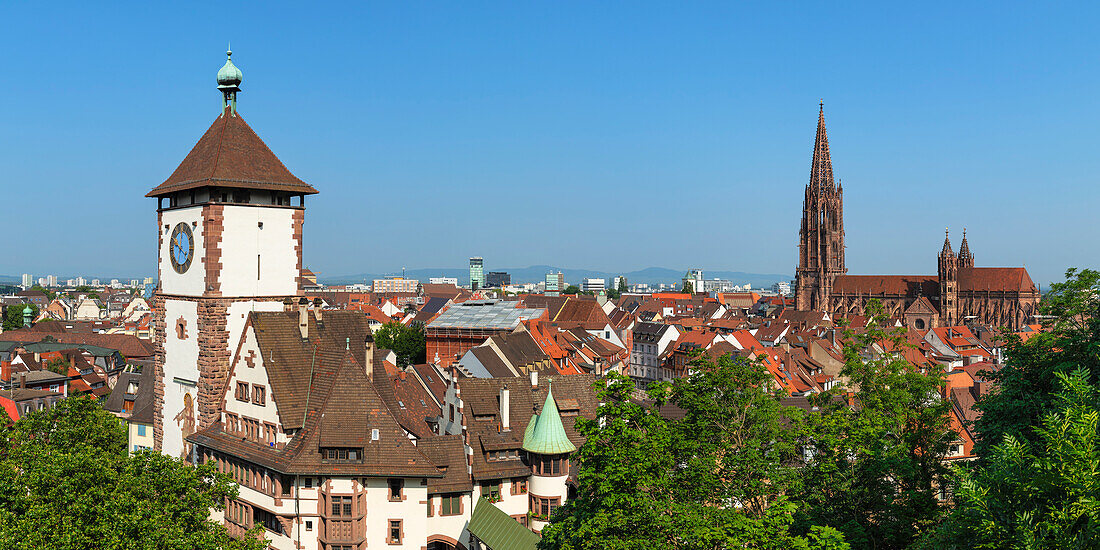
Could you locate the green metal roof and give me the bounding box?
[521,382,577,455]
[217,47,243,88]
[468,497,540,550]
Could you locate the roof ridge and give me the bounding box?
[208,108,230,181]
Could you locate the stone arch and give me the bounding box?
[428,534,467,550]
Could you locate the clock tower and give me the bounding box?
[147,49,318,457]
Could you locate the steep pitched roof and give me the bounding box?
[147,109,318,197]
[521,383,577,455]
[468,497,541,550]
[958,267,1037,293]
[832,275,940,297]
[249,310,374,430]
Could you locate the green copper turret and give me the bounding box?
[217,45,243,114]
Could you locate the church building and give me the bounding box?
[794,104,1040,331]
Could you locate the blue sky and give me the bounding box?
[1,2,1096,287]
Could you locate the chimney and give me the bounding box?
[530,370,538,390]
[298,297,309,339]
[19,373,26,389]
[312,298,324,326]
[499,385,510,431]
[364,334,375,380]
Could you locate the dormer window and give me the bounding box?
[321,447,362,463]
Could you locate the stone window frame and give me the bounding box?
[329,495,354,518]
[387,478,405,502]
[386,519,403,545]
[235,381,249,402]
[251,384,265,406]
[510,477,528,495]
[480,480,502,503]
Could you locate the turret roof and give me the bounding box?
[521,382,577,455]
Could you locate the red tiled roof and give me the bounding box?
[958,267,1037,293]
[832,275,939,296]
[147,109,318,197]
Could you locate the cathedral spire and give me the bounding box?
[810,101,835,191]
[940,228,954,257]
[958,228,974,268]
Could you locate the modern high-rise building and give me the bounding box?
[21,273,33,288]
[373,277,418,293]
[47,275,58,287]
[469,257,485,290]
[581,278,606,293]
[485,271,510,288]
[545,271,564,295]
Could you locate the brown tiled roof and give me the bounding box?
[146,109,318,197]
[470,346,515,378]
[461,374,596,481]
[418,435,474,494]
[552,298,611,331]
[190,320,442,478]
[958,267,1037,293]
[373,360,442,440]
[832,275,939,296]
[519,295,571,319]
[249,310,374,430]
[490,331,550,371]
[0,331,154,359]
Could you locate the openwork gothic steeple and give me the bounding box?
[958,229,974,269]
[796,102,846,311]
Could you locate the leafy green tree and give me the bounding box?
[682,281,694,294]
[973,268,1100,458]
[0,396,267,550]
[617,277,628,294]
[605,288,621,300]
[3,304,38,330]
[934,368,1100,549]
[539,355,848,549]
[793,301,955,549]
[564,285,581,295]
[44,357,68,375]
[372,322,426,367]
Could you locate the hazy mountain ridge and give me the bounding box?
[323,265,791,288]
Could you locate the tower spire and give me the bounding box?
[217,46,243,115]
[958,228,974,268]
[810,100,835,191]
[940,227,954,257]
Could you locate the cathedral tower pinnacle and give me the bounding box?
[796,102,846,311]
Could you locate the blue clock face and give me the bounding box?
[170,223,194,274]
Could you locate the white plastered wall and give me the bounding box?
[162,299,199,458]
[223,323,289,446]
[160,206,206,296]
[219,206,297,297]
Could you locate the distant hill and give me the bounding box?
[322,265,791,288]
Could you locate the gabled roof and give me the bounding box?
[468,497,540,550]
[146,109,318,197]
[832,275,939,297]
[958,267,1037,293]
[521,383,577,455]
